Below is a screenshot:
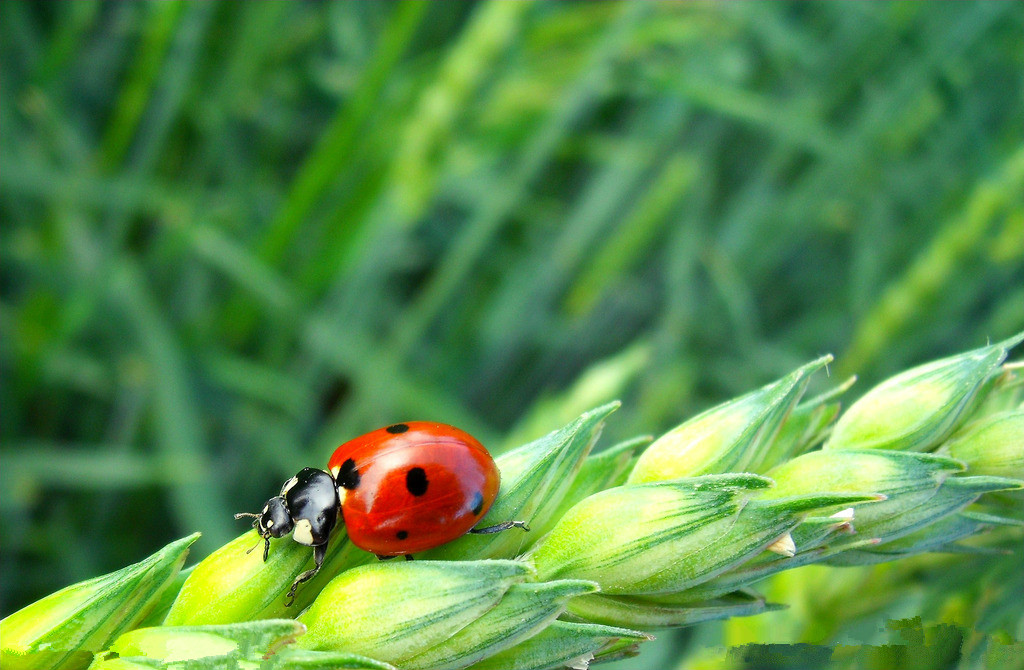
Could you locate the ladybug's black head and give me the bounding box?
[235,493,295,562]
[235,467,341,564]
[257,496,294,539]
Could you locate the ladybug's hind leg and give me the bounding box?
[470,520,529,534]
[285,542,327,607]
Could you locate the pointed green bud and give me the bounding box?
[402,580,598,670]
[532,435,652,538]
[675,535,882,603]
[758,449,963,531]
[830,474,1022,547]
[531,476,764,593]
[424,403,618,559]
[761,457,1017,566]
[531,474,872,595]
[565,590,779,628]
[629,356,831,483]
[296,560,531,664]
[826,333,1023,451]
[941,410,1024,478]
[826,510,1023,566]
[164,527,369,625]
[752,376,854,473]
[94,619,304,666]
[467,621,652,670]
[1,534,197,670]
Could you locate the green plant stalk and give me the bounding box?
[5,335,1022,670]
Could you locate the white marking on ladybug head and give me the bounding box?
[337,487,347,505]
[292,518,315,546]
[280,476,299,495]
[266,519,274,528]
[329,465,340,478]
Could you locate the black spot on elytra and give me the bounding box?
[406,467,428,496]
[338,458,360,489]
[470,491,484,516]
[396,530,409,540]
[386,423,409,434]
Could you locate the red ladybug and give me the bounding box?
[237,422,527,603]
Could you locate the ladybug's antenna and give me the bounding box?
[234,511,261,531]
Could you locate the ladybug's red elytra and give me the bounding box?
[236,422,527,603]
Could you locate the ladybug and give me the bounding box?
[236,422,527,603]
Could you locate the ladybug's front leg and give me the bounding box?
[286,542,328,607]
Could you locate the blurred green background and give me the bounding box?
[2,1,1022,667]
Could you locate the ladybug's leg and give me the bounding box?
[262,536,271,562]
[285,542,327,607]
[470,520,530,534]
[404,554,414,561]
[375,554,398,561]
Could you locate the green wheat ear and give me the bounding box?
[3,334,1021,670]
